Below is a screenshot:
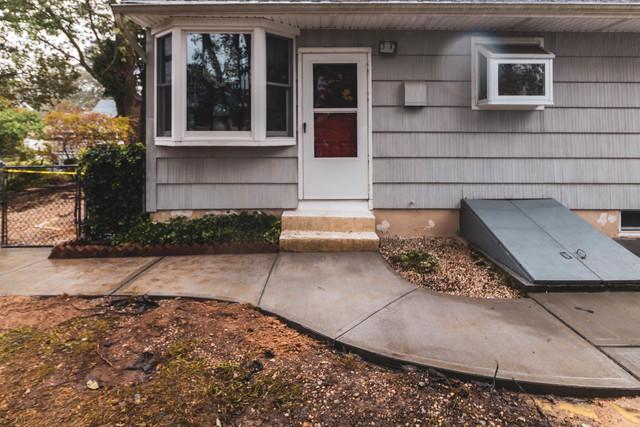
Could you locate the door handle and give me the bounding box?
[560,251,573,260]
[576,249,587,259]
[303,122,307,133]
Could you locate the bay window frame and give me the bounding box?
[152,19,298,147]
[471,36,555,110]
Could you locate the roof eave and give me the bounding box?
[112,2,640,20]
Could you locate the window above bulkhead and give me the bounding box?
[471,37,555,110]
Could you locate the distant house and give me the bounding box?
[92,99,118,117]
[114,0,640,250]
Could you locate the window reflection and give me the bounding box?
[498,63,545,96]
[156,34,172,137]
[266,35,292,136]
[313,64,358,109]
[186,33,251,131]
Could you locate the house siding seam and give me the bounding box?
[298,29,640,210]
[154,146,299,210]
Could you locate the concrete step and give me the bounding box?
[281,210,376,233]
[279,231,380,252]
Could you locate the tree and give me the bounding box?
[43,109,132,162]
[0,22,79,109]
[0,0,145,135]
[61,70,106,111]
[0,99,44,160]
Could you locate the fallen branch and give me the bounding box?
[96,343,114,368]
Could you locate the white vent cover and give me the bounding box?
[403,81,427,107]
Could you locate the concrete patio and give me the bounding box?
[1,248,640,394]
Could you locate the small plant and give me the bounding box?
[390,250,439,274]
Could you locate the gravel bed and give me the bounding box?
[380,237,523,299]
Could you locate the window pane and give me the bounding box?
[498,63,545,96]
[314,113,357,158]
[267,35,291,85]
[156,34,172,137]
[313,64,357,109]
[266,34,292,136]
[267,85,289,134]
[186,33,251,131]
[478,53,487,101]
[622,211,640,230]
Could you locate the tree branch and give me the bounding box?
[114,13,146,63]
[33,34,81,64]
[85,0,102,44]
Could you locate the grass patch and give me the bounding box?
[0,318,109,361]
[113,341,302,426]
[390,250,439,274]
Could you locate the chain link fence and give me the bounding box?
[1,165,83,247]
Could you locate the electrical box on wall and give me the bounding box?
[403,81,427,107]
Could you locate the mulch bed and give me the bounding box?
[49,241,278,259]
[380,237,523,299]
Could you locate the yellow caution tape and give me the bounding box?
[3,169,77,176]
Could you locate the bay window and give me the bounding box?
[154,21,297,146]
[471,37,555,110]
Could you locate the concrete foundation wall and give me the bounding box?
[373,209,621,238]
[152,208,620,238]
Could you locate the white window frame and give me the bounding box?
[154,28,176,145]
[471,36,554,110]
[152,18,299,147]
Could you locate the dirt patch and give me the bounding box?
[380,237,523,299]
[0,296,587,426]
[0,296,100,331]
[5,186,76,246]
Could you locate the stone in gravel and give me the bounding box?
[86,379,99,390]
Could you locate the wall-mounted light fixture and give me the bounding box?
[379,40,398,55]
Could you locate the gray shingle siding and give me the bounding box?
[298,30,640,210]
[145,28,640,211]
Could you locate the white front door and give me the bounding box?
[300,52,369,200]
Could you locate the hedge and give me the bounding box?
[113,213,281,246]
[80,143,145,241]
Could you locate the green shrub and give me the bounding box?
[390,250,439,274]
[113,212,281,246]
[80,143,145,241]
[0,102,43,161]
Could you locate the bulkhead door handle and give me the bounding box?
[559,251,573,260]
[576,249,587,259]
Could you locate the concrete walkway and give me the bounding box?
[2,248,640,394]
